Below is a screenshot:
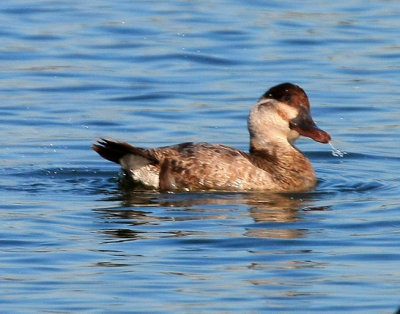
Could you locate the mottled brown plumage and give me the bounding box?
[93,83,331,192]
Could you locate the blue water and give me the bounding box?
[1,0,400,312]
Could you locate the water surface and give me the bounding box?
[1,0,400,312]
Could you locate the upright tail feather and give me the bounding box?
[92,139,158,164]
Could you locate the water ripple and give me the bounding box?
[2,0,400,312]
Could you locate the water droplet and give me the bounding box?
[328,141,346,158]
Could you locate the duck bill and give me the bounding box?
[289,108,331,144]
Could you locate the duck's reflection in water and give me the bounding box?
[95,186,328,241]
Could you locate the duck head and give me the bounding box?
[248,82,331,146]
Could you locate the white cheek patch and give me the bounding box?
[120,154,159,188]
[248,100,304,147]
[254,101,297,129]
[255,100,298,122]
[279,104,299,121]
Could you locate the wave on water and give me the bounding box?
[3,143,397,203]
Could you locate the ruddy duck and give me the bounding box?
[93,83,330,192]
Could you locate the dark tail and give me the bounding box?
[92,139,158,164]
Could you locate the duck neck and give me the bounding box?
[249,137,316,191]
[249,135,300,157]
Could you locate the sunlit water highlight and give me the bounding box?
[1,0,400,313]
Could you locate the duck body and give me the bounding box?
[93,83,331,192]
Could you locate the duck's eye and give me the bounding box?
[284,95,291,102]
